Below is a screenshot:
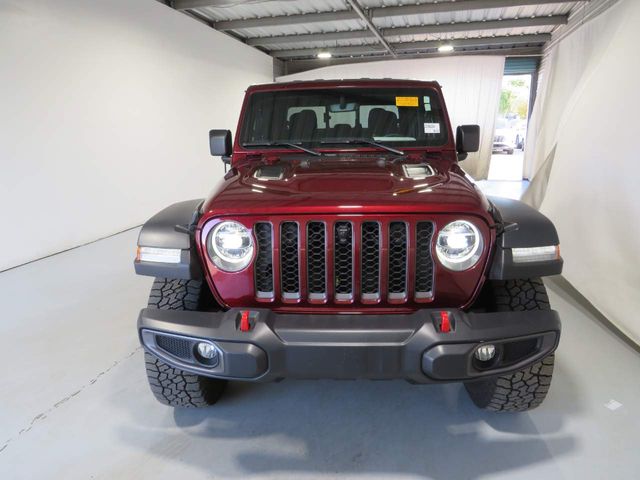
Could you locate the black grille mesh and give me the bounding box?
[156,335,193,360]
[254,223,273,294]
[307,222,326,294]
[415,222,435,294]
[388,222,408,294]
[251,219,436,303]
[361,222,380,295]
[280,222,300,294]
[334,222,353,295]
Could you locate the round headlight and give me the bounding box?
[436,220,483,271]
[208,221,254,272]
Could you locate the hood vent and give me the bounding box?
[402,164,435,179]
[253,165,284,181]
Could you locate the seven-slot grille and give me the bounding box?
[254,218,435,305]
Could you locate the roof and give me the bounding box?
[161,0,589,74]
[247,78,443,91]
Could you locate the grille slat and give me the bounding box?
[361,222,380,300]
[307,222,326,299]
[334,222,353,300]
[415,222,435,299]
[388,222,408,299]
[254,223,274,298]
[253,218,435,305]
[280,222,300,299]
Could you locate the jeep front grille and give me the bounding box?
[253,217,435,305]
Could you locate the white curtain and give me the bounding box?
[277,56,505,180]
[523,0,640,344]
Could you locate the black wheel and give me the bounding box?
[464,278,555,412]
[144,278,227,407]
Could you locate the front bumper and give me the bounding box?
[138,307,560,384]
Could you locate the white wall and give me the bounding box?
[277,56,505,180]
[0,0,273,271]
[523,0,640,344]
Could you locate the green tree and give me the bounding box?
[515,99,529,119]
[499,90,514,114]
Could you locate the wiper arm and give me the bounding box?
[242,141,321,156]
[320,138,405,156]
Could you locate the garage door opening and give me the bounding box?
[487,71,534,183]
[488,57,538,182]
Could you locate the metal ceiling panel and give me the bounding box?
[163,0,588,69]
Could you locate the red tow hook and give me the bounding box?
[439,311,452,333]
[239,310,251,332]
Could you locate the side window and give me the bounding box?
[360,105,399,128]
[287,106,326,128]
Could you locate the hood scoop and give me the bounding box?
[402,163,435,179]
[253,165,285,181]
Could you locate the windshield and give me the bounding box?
[239,87,449,150]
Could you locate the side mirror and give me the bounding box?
[209,129,232,163]
[456,125,480,160]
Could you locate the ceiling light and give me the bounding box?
[438,45,454,53]
[317,52,332,59]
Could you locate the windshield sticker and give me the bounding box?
[424,123,440,134]
[395,96,419,107]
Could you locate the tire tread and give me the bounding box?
[144,277,226,408]
[465,278,555,412]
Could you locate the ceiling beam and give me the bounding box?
[274,33,551,59]
[172,0,250,8]
[247,29,374,47]
[370,0,584,19]
[345,0,396,57]
[246,15,567,47]
[210,0,584,31]
[384,15,567,37]
[284,48,543,75]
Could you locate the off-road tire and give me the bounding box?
[144,278,227,407]
[464,278,555,412]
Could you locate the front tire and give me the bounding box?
[144,278,227,407]
[464,278,556,412]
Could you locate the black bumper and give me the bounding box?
[138,307,560,384]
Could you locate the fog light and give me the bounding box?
[196,342,217,360]
[475,344,496,362]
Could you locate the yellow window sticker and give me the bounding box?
[395,96,419,107]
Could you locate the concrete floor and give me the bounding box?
[2,227,640,479]
[488,151,525,182]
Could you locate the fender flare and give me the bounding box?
[488,196,563,280]
[134,199,204,280]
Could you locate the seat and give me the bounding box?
[331,123,353,139]
[288,110,317,141]
[368,108,399,137]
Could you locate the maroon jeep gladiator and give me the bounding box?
[134,79,562,412]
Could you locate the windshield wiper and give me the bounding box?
[320,138,405,156]
[242,141,321,156]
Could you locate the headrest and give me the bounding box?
[289,110,318,139]
[368,108,398,136]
